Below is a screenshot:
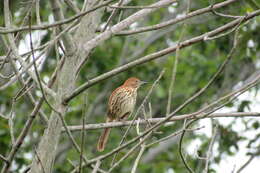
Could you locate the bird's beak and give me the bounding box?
[140,81,148,85]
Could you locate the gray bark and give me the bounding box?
[29,1,103,173]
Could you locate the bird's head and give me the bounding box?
[123,77,147,89]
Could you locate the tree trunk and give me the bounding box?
[29,0,102,172]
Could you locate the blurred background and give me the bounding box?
[0,0,259,172]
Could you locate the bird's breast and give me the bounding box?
[120,88,136,114]
[108,87,137,119]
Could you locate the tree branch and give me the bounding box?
[117,0,238,35]
[63,112,260,132]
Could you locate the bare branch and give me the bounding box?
[203,125,218,173]
[211,8,243,19]
[79,98,87,173]
[50,0,74,53]
[0,155,8,164]
[8,105,15,145]
[130,144,146,173]
[109,2,178,9]
[166,15,188,115]
[102,0,124,32]
[236,155,256,173]
[64,0,80,13]
[179,119,195,173]
[117,0,238,36]
[63,112,260,132]
[35,0,41,25]
[29,13,58,113]
[91,160,101,173]
[0,112,8,120]
[146,126,204,149]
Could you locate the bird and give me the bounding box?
[97,77,147,152]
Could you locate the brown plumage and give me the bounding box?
[97,77,146,152]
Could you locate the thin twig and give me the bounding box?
[29,13,58,113]
[102,0,124,31]
[79,94,87,173]
[236,155,255,173]
[203,124,218,173]
[108,2,177,9]
[167,0,190,115]
[117,0,238,36]
[131,144,146,173]
[0,155,8,164]
[35,0,41,24]
[166,15,187,115]
[64,0,80,13]
[67,158,77,169]
[131,112,150,173]
[179,119,195,173]
[166,46,179,115]
[13,78,34,101]
[211,8,242,19]
[6,24,56,98]
[0,112,8,120]
[8,100,15,145]
[204,14,247,41]
[146,126,204,148]
[91,160,101,173]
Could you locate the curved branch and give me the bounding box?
[117,0,238,36]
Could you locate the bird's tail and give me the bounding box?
[97,118,112,152]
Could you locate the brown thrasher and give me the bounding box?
[97,77,146,152]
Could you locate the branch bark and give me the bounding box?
[117,0,238,35]
[63,112,260,132]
